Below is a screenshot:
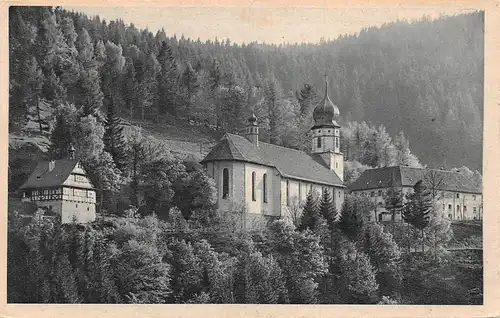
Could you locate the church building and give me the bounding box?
[201,79,345,227]
[19,146,97,224]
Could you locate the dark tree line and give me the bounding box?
[9,6,483,170]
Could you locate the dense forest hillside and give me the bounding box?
[9,7,483,172]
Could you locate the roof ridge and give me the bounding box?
[228,132,310,154]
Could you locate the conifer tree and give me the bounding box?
[103,99,128,171]
[319,189,338,228]
[49,113,73,159]
[338,196,370,241]
[402,180,432,253]
[298,191,320,232]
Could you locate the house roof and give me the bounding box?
[348,166,481,194]
[201,133,344,187]
[20,159,93,190]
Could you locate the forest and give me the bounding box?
[9,7,483,171]
[7,184,483,304]
[7,6,483,305]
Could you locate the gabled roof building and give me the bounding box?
[19,146,97,223]
[201,78,346,227]
[348,166,482,221]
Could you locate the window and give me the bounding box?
[317,137,322,148]
[378,190,382,197]
[335,162,338,168]
[464,206,467,212]
[222,168,229,199]
[288,181,294,204]
[335,137,339,148]
[442,204,445,210]
[473,195,477,200]
[263,174,268,203]
[457,205,460,211]
[370,191,375,197]
[76,204,78,208]
[87,207,89,211]
[448,204,452,210]
[456,193,459,198]
[473,207,477,213]
[252,172,256,201]
[328,130,331,133]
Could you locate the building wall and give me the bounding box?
[206,160,345,221]
[351,187,483,221]
[61,201,96,223]
[244,162,280,217]
[281,177,345,220]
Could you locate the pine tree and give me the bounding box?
[295,83,318,117]
[24,56,45,134]
[298,191,320,232]
[78,68,104,118]
[338,196,369,241]
[402,180,432,253]
[319,189,338,228]
[180,61,199,113]
[103,99,128,171]
[49,113,73,159]
[122,57,138,119]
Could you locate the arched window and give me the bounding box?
[317,137,322,148]
[222,168,229,199]
[252,171,256,201]
[335,137,339,148]
[263,174,268,203]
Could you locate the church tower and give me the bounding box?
[245,113,259,146]
[311,76,344,182]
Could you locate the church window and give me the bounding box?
[286,180,290,206]
[473,195,476,200]
[448,204,452,210]
[370,191,375,197]
[328,130,331,133]
[317,137,322,148]
[222,168,229,199]
[456,205,460,211]
[378,190,382,196]
[456,193,459,198]
[464,205,467,212]
[252,172,256,201]
[335,137,339,148]
[335,162,338,169]
[263,174,268,203]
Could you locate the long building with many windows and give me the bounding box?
[348,165,482,222]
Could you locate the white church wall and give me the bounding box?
[244,163,279,217]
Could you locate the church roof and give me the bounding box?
[20,159,92,190]
[348,166,481,194]
[202,133,344,187]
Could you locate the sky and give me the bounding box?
[63,6,477,44]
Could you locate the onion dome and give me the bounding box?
[312,77,340,127]
[248,113,258,126]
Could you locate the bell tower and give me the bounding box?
[311,76,344,182]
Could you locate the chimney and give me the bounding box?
[68,144,76,160]
[245,113,259,146]
[48,160,55,172]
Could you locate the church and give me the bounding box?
[201,79,346,227]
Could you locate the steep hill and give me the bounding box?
[9,7,483,171]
